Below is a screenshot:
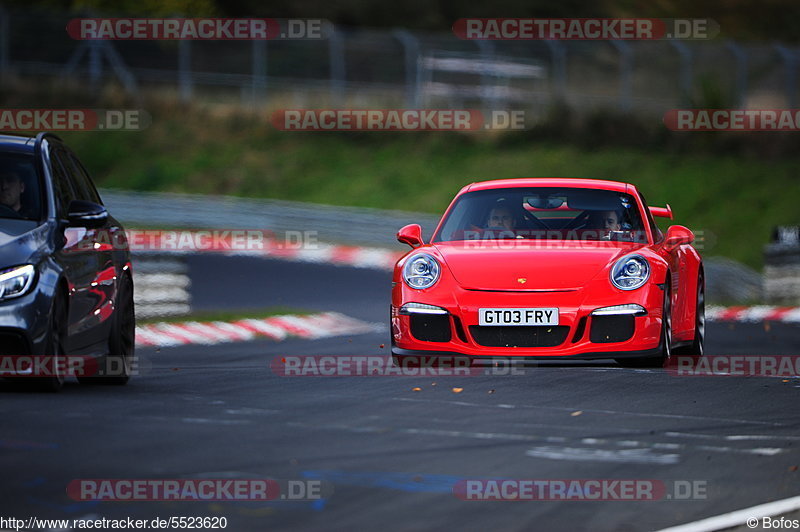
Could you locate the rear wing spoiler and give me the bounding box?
[649,204,673,220]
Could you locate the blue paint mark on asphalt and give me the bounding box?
[302,470,462,494]
[310,498,327,511]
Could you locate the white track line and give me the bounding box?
[656,494,800,532]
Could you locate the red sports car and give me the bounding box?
[390,178,704,367]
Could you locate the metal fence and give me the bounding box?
[1,6,799,115]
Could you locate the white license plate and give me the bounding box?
[479,308,559,326]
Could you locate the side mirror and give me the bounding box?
[664,225,694,252]
[397,224,423,248]
[67,200,108,229]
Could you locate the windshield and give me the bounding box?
[0,153,41,221]
[433,187,648,243]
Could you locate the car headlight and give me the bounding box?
[403,254,440,289]
[0,264,36,301]
[610,254,650,290]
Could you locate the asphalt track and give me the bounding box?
[1,255,799,532]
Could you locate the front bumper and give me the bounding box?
[391,283,664,359]
[0,276,56,360]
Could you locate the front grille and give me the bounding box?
[590,315,635,343]
[468,325,570,348]
[410,314,451,342]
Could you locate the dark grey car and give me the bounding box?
[0,132,134,391]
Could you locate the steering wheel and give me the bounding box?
[0,204,23,219]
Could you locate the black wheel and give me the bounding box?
[675,272,705,359]
[616,282,672,368]
[82,274,134,385]
[33,293,67,392]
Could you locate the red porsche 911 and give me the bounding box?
[390,178,704,367]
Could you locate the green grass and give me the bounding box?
[136,307,311,325]
[58,106,800,270]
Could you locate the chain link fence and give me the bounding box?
[1,6,798,115]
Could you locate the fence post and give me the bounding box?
[773,44,797,108]
[101,40,140,98]
[544,40,567,103]
[669,40,693,104]
[178,39,192,103]
[725,40,748,107]
[609,40,632,112]
[392,29,420,108]
[329,27,345,105]
[251,38,267,107]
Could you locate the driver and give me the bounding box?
[486,204,517,231]
[597,209,622,232]
[0,169,28,215]
[483,201,528,239]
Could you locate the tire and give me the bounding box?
[33,293,67,392]
[82,274,135,385]
[674,272,705,359]
[616,282,672,368]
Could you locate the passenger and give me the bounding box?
[595,209,622,232]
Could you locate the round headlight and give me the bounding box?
[611,254,650,290]
[403,254,440,289]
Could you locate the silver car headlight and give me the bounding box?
[403,254,440,289]
[610,254,650,290]
[0,264,36,301]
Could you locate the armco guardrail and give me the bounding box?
[100,189,441,248]
[704,256,763,304]
[764,226,800,305]
[104,190,768,307]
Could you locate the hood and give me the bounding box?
[433,241,641,291]
[0,219,50,268]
